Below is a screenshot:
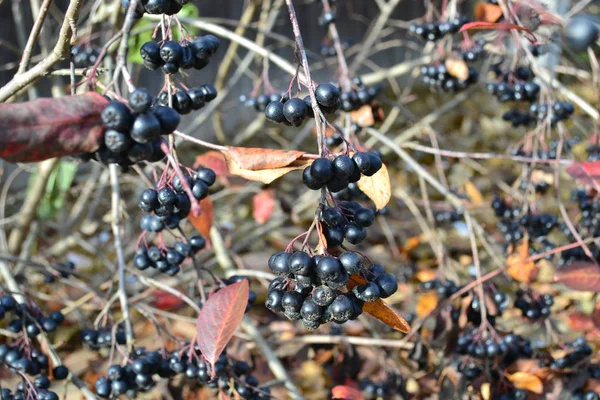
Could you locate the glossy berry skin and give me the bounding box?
[192,180,209,199]
[352,152,371,174]
[268,251,291,277]
[127,142,152,163]
[313,285,336,306]
[354,208,375,227]
[289,251,314,275]
[53,365,69,380]
[190,235,206,251]
[322,207,345,227]
[324,225,344,247]
[564,15,599,51]
[300,298,323,321]
[158,188,176,206]
[201,85,218,102]
[131,112,161,143]
[344,223,367,244]
[303,167,323,190]
[102,102,133,131]
[265,101,286,124]
[329,295,354,323]
[140,41,161,65]
[339,251,362,274]
[315,83,341,108]
[160,41,183,63]
[375,273,398,298]
[173,91,192,114]
[129,88,153,113]
[266,289,284,312]
[152,106,180,135]
[104,130,130,153]
[332,155,356,178]
[195,168,217,186]
[187,88,206,110]
[310,158,334,183]
[353,282,381,302]
[281,291,304,312]
[283,98,308,126]
[316,256,344,282]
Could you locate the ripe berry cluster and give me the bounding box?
[512,137,577,160]
[122,0,185,19]
[138,167,216,233]
[265,83,341,126]
[0,295,65,338]
[240,92,288,112]
[529,101,575,125]
[133,236,206,276]
[158,85,218,114]
[303,152,382,193]
[321,202,377,246]
[487,66,540,102]
[514,290,553,320]
[409,16,469,41]
[332,182,368,202]
[460,40,485,62]
[42,260,75,283]
[433,209,464,224]
[420,62,478,92]
[94,89,180,167]
[339,78,382,112]
[94,346,270,399]
[71,46,99,68]
[519,213,557,238]
[421,279,460,299]
[266,250,397,329]
[0,343,68,381]
[502,109,534,127]
[549,337,593,370]
[0,376,65,400]
[81,326,127,349]
[140,35,220,73]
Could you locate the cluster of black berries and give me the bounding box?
[433,209,464,224]
[502,109,534,127]
[138,167,216,233]
[122,0,184,19]
[529,101,575,125]
[266,251,397,329]
[157,85,217,114]
[133,236,206,276]
[94,346,270,399]
[409,16,469,41]
[514,290,553,321]
[519,213,557,238]
[460,40,486,62]
[360,376,404,400]
[332,182,368,202]
[71,46,99,68]
[303,152,382,193]
[240,92,288,112]
[265,83,341,126]
[0,344,67,382]
[487,67,540,102]
[0,375,67,400]
[339,79,383,112]
[0,295,65,338]
[318,11,336,26]
[421,279,460,299]
[491,195,520,219]
[81,326,126,349]
[419,62,478,93]
[321,202,377,246]
[512,137,578,160]
[43,260,75,283]
[549,337,593,370]
[94,89,180,167]
[140,35,219,73]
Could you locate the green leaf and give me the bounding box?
[29,161,78,220]
[127,4,200,65]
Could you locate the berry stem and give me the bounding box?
[321,0,351,92]
[159,139,202,217]
[172,130,228,152]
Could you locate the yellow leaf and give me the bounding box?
[445,57,470,81]
[416,292,438,318]
[464,182,483,206]
[223,151,311,184]
[505,372,543,394]
[356,162,391,210]
[506,239,538,283]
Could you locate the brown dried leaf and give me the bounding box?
[555,261,600,292]
[356,162,391,210]
[350,105,375,127]
[223,151,312,184]
[445,57,470,81]
[506,240,538,283]
[464,182,483,206]
[505,372,543,394]
[474,3,503,23]
[416,292,438,319]
[225,146,306,170]
[194,151,231,177]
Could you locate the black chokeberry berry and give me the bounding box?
[131,113,161,144]
[268,251,291,277]
[282,98,308,126]
[310,158,334,183]
[315,83,341,108]
[265,101,286,124]
[160,41,183,64]
[102,102,133,131]
[129,88,153,113]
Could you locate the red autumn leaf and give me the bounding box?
[253,189,276,224]
[188,197,214,239]
[151,290,184,311]
[331,385,364,400]
[555,261,600,292]
[195,280,249,372]
[566,162,600,188]
[348,275,411,333]
[0,93,109,163]
[194,151,231,178]
[569,311,595,332]
[225,146,307,170]
[459,21,536,42]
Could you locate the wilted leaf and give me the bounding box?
[226,146,307,170]
[348,275,411,333]
[445,57,470,81]
[474,3,503,23]
[188,197,214,240]
[152,290,185,311]
[0,93,109,163]
[196,280,249,372]
[356,162,391,210]
[464,182,483,206]
[194,151,231,178]
[331,385,364,400]
[505,372,543,394]
[566,162,600,188]
[350,105,376,127]
[416,292,438,318]
[555,261,600,292]
[223,151,312,184]
[253,189,276,224]
[506,240,538,283]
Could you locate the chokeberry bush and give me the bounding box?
[0,0,599,399]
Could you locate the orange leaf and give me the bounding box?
[253,189,276,224]
[188,197,214,239]
[445,57,470,81]
[331,385,364,400]
[506,240,538,283]
[350,105,375,127]
[555,261,600,292]
[474,3,503,23]
[416,292,439,319]
[348,275,411,333]
[225,146,307,170]
[464,182,484,206]
[356,162,391,210]
[194,151,231,178]
[505,372,543,394]
[460,21,536,42]
[223,150,312,184]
